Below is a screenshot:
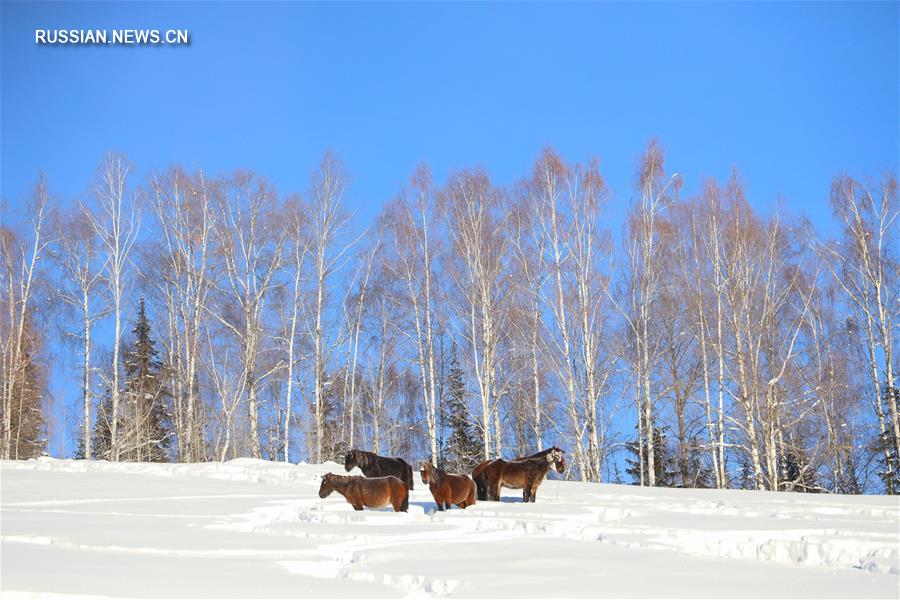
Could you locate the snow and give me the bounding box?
[1,458,898,598]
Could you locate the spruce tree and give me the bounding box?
[445,343,481,472]
[6,317,47,459]
[91,385,113,460]
[122,296,171,462]
[625,421,675,486]
[683,436,714,488]
[872,386,900,494]
[779,444,820,492]
[314,370,341,463]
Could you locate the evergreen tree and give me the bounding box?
[625,421,675,486]
[187,370,208,461]
[314,370,342,462]
[444,343,482,472]
[736,457,756,490]
[121,296,171,462]
[90,385,113,460]
[7,321,47,459]
[872,386,900,494]
[779,444,820,492]
[682,436,714,488]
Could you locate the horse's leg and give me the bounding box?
[458,490,471,508]
[523,477,535,502]
[491,477,501,502]
[426,485,439,511]
[442,484,453,510]
[473,465,488,501]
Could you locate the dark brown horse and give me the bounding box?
[318,473,409,512]
[475,448,566,502]
[419,461,476,511]
[472,447,564,501]
[344,449,414,491]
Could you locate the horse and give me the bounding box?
[344,449,414,491]
[419,461,477,511]
[318,473,409,512]
[472,447,565,501]
[476,448,566,502]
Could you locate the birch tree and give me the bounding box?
[84,155,141,461]
[1,176,53,459]
[446,168,510,459]
[306,153,355,463]
[565,157,613,481]
[55,208,107,460]
[214,171,284,459]
[821,175,899,492]
[150,167,217,461]
[719,183,816,490]
[384,166,442,463]
[619,141,679,486]
[529,151,584,476]
[339,228,380,450]
[278,196,312,462]
[508,192,547,452]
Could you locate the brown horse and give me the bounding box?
[476,448,566,503]
[344,449,414,491]
[472,447,565,501]
[318,473,409,512]
[419,461,476,511]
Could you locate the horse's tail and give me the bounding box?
[401,484,409,512]
[405,462,414,490]
[472,461,489,501]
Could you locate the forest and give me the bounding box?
[1,141,897,494]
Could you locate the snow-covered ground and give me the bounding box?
[1,458,897,598]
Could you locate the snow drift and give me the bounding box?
[1,458,897,598]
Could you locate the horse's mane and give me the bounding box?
[350,449,373,469]
[432,464,448,486]
[524,446,563,459]
[511,449,562,468]
[421,462,446,486]
[324,473,354,487]
[511,455,549,465]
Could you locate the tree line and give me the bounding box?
[1,142,897,494]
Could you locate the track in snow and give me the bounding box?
[1,458,897,598]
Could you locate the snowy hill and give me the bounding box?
[1,458,897,598]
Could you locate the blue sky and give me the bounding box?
[1,1,898,457]
[3,2,897,230]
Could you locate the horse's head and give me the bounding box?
[419,461,433,484]
[344,450,357,472]
[548,448,566,474]
[318,473,336,498]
